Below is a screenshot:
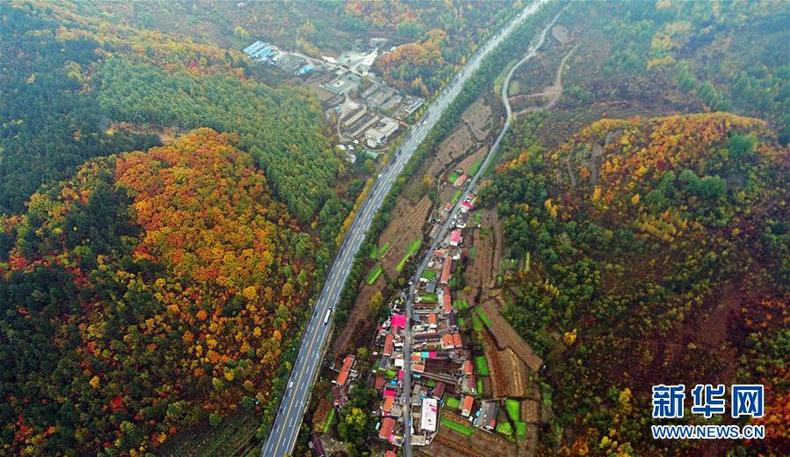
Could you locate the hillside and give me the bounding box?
[482,113,788,455]
[0,129,315,455]
[1,1,343,228]
[80,0,521,96]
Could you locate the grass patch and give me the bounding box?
[441,416,474,437]
[369,242,390,260]
[475,307,493,328]
[477,377,484,396]
[406,238,422,256]
[505,399,521,422]
[474,356,490,376]
[457,316,466,328]
[468,246,476,260]
[515,421,527,440]
[317,407,336,434]
[420,292,438,303]
[445,396,461,409]
[468,158,483,176]
[396,239,423,272]
[421,269,438,281]
[496,421,513,437]
[471,314,483,332]
[451,189,463,204]
[508,80,521,96]
[455,299,470,311]
[366,264,384,285]
[448,171,460,183]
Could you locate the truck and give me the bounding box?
[324,307,332,325]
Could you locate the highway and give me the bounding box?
[400,4,564,456]
[261,1,553,456]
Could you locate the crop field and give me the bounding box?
[474,356,490,376]
[441,415,474,437]
[422,269,438,281]
[396,238,423,272]
[420,292,438,303]
[366,264,383,284]
[369,242,390,260]
[505,399,520,421]
[475,306,493,327]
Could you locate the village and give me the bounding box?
[243,40,424,165]
[242,18,551,457]
[317,172,546,457]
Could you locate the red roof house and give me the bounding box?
[461,395,474,417]
[383,333,394,357]
[463,359,473,376]
[440,256,453,285]
[379,417,396,441]
[443,290,452,313]
[336,355,354,386]
[450,229,462,246]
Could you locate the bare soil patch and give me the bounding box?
[482,329,531,399]
[462,98,494,141]
[419,411,518,457]
[379,195,432,277]
[465,208,503,304]
[427,126,477,178]
[482,300,543,372]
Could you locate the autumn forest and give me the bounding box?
[1,0,788,456]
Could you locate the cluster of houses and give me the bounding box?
[242,38,423,164]
[242,41,318,76]
[327,73,423,158]
[432,193,477,240]
[362,193,490,450]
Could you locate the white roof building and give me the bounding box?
[365,117,399,148]
[420,398,438,432]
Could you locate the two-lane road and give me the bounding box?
[261,2,553,456]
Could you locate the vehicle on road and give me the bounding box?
[323,308,332,325]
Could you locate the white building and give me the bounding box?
[365,117,399,148]
[420,398,438,432]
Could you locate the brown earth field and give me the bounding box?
[418,410,518,457]
[462,97,494,141]
[482,300,543,372]
[464,207,504,306]
[482,328,531,399]
[332,195,431,356]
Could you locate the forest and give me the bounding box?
[0,5,160,214]
[78,0,522,97]
[1,129,316,456]
[2,1,346,226]
[482,113,788,455]
[558,0,790,144]
[0,1,341,455]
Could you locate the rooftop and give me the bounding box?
[379,417,396,441]
[336,354,355,386]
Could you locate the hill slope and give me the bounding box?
[0,129,315,455]
[482,113,788,455]
[1,1,341,225]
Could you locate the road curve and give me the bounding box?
[261,2,555,456]
[400,4,564,456]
